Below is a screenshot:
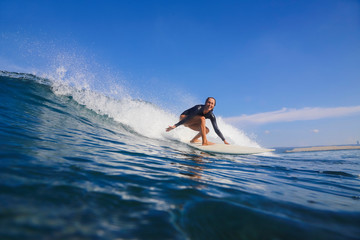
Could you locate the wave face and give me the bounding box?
[1,70,360,240]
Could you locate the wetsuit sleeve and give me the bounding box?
[174,105,202,127]
[209,113,226,141]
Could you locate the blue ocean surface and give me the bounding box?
[0,70,359,240]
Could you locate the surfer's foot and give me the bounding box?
[190,139,201,143]
[202,141,215,146]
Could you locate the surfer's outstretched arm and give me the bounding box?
[209,114,230,145]
[165,105,202,132]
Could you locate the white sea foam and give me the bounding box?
[46,75,259,147]
[29,48,260,147]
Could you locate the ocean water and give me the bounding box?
[0,70,359,240]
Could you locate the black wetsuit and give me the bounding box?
[175,105,226,141]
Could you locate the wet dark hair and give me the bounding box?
[205,97,216,106]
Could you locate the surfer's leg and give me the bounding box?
[180,115,201,131]
[198,116,213,145]
[180,115,207,143]
[190,127,209,143]
[187,116,211,145]
[179,115,212,145]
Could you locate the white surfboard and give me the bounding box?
[190,142,274,155]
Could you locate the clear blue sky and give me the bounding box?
[1,0,359,147]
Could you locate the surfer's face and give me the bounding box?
[205,98,215,111]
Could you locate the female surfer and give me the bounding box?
[166,97,229,146]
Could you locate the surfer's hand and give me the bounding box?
[166,125,176,132]
[224,140,230,145]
